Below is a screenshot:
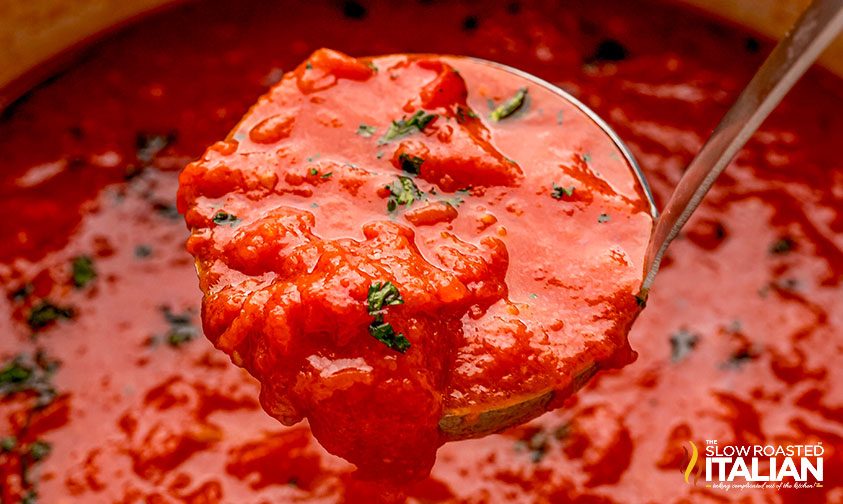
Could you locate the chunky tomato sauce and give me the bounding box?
[1,0,842,502]
[176,47,651,480]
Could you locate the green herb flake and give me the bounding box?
[27,301,73,331]
[367,282,404,314]
[136,132,173,165]
[379,110,437,144]
[582,153,592,164]
[305,61,313,70]
[366,282,410,353]
[386,176,423,212]
[369,321,411,353]
[135,245,153,259]
[162,307,198,347]
[670,329,699,363]
[598,213,611,223]
[490,87,528,122]
[321,172,333,179]
[357,124,377,138]
[398,153,425,174]
[769,237,795,255]
[71,256,96,288]
[367,61,379,73]
[309,168,319,176]
[213,211,240,227]
[11,284,33,301]
[0,436,16,452]
[28,440,51,462]
[551,184,575,200]
[0,352,59,408]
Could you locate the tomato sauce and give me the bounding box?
[1,0,842,502]
[176,47,651,480]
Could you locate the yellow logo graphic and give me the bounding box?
[681,441,701,485]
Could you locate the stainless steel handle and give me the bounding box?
[640,0,843,296]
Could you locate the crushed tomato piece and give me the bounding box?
[177,48,653,480]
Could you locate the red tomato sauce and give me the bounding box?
[176,47,652,481]
[1,0,842,502]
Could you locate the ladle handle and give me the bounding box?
[641,0,843,295]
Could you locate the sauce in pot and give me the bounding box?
[1,0,842,502]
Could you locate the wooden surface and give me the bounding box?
[0,0,171,104]
[677,0,843,76]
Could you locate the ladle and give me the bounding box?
[440,0,843,440]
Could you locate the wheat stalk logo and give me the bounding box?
[681,441,701,485]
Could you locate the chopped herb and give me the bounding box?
[369,320,411,353]
[136,132,174,165]
[366,281,410,353]
[670,329,699,363]
[0,436,16,452]
[386,176,423,212]
[724,347,759,368]
[598,213,611,223]
[0,351,59,408]
[27,301,73,330]
[71,256,96,288]
[529,293,538,299]
[28,440,51,461]
[441,187,471,208]
[357,124,377,137]
[213,211,240,226]
[152,201,180,221]
[490,87,528,122]
[515,429,550,463]
[769,237,795,255]
[379,110,437,144]
[455,106,478,124]
[376,151,385,159]
[305,61,312,70]
[11,284,33,302]
[581,153,592,164]
[309,167,319,176]
[366,61,379,73]
[321,172,333,179]
[135,245,153,258]
[161,307,198,347]
[398,153,425,174]
[367,282,404,314]
[551,183,575,200]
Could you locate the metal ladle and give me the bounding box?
[441,0,843,439]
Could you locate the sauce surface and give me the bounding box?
[177,48,651,479]
[1,0,842,502]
